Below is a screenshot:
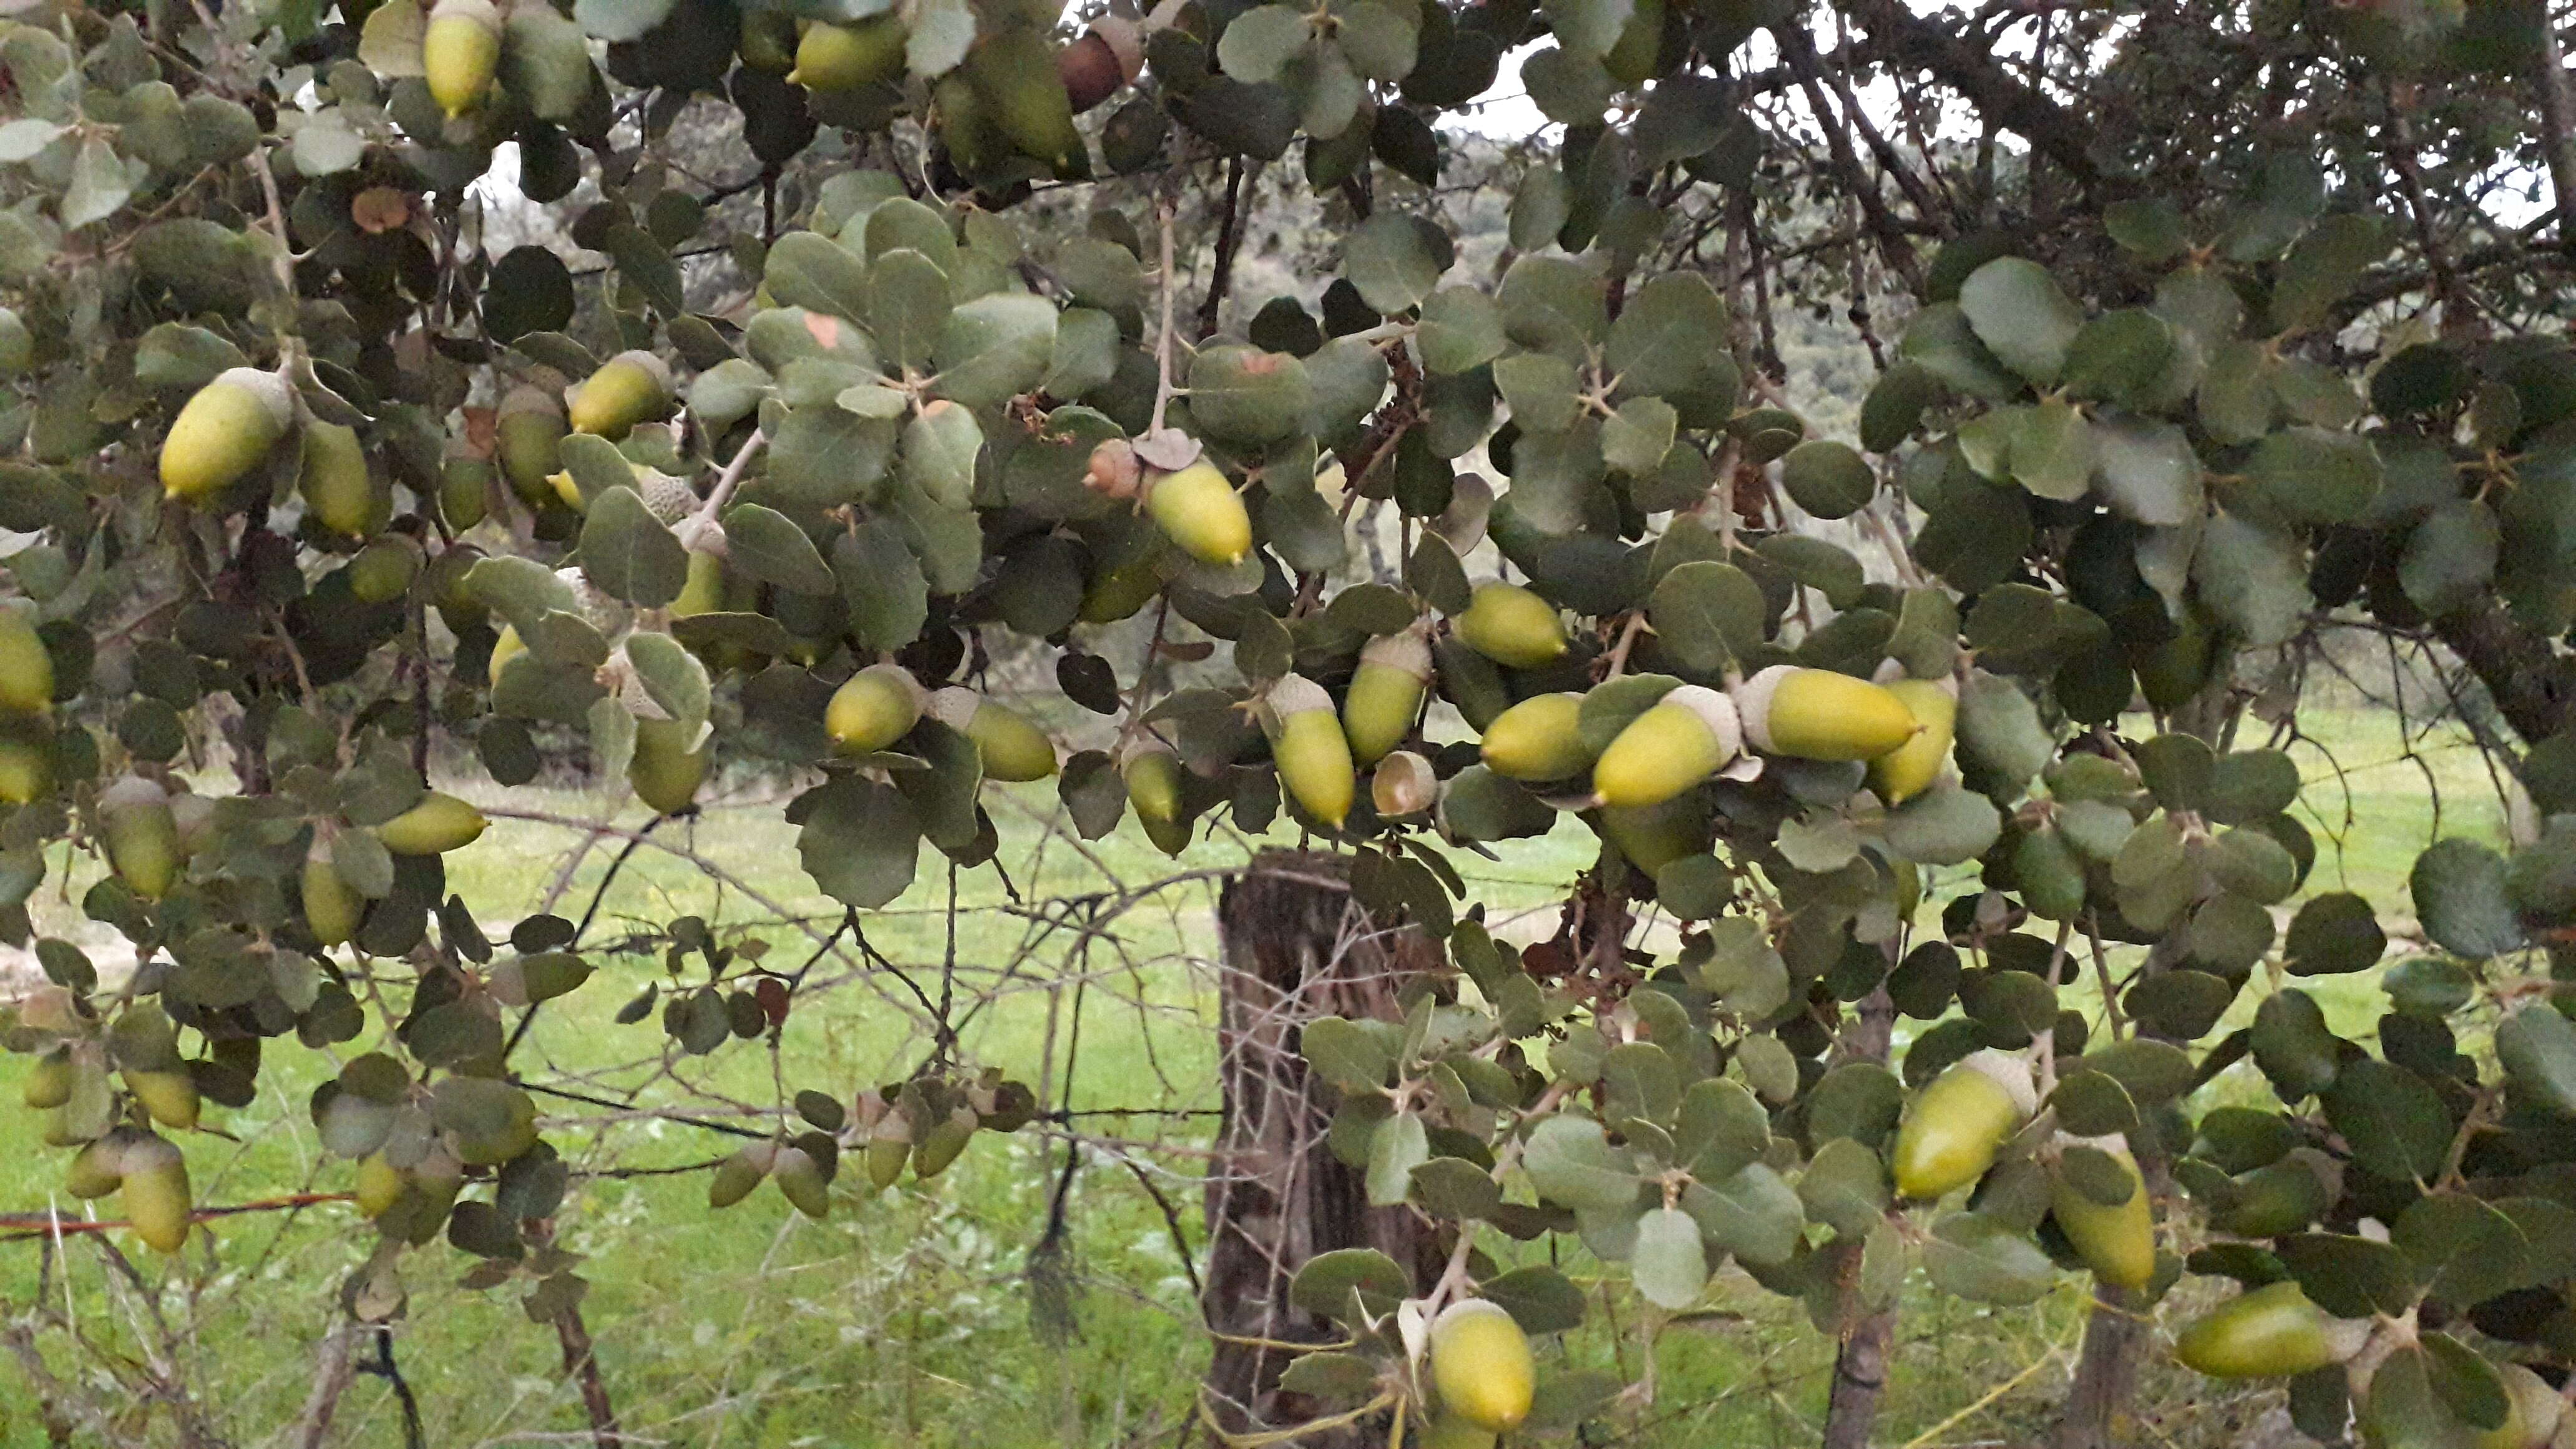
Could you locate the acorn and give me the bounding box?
[1733,665,1920,762]
[100,774,181,900]
[441,454,492,530]
[1341,630,1432,766]
[2219,1156,2330,1237]
[2481,1365,2567,1449]
[671,545,728,620]
[2049,1136,2155,1290]
[1265,675,1355,829]
[1428,1299,1534,1433]
[966,27,1086,178]
[913,1105,977,1178]
[865,1113,912,1189]
[0,603,52,717]
[497,386,568,505]
[1080,555,1163,623]
[1057,16,1141,113]
[826,664,927,755]
[1122,740,1193,856]
[354,1153,406,1219]
[1592,685,1743,809]
[124,1068,200,1132]
[118,1131,192,1254]
[162,367,294,502]
[567,349,673,439]
[489,623,528,686]
[2173,1281,2366,1380]
[1146,461,1253,566]
[630,716,711,814]
[300,420,386,539]
[22,1048,71,1110]
[66,1133,125,1199]
[1890,1050,2035,1199]
[788,14,907,90]
[346,535,422,603]
[425,0,504,118]
[1455,583,1566,669]
[374,791,488,855]
[1598,793,1707,877]
[710,1139,777,1208]
[1371,750,1437,818]
[1866,676,1958,806]
[0,737,52,804]
[737,7,798,73]
[304,841,363,948]
[1478,692,1592,782]
[933,70,1002,176]
[928,688,1058,782]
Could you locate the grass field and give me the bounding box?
[0,705,2511,1448]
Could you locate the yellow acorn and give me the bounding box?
[99,774,180,900]
[124,1068,200,1132]
[0,737,49,807]
[1341,630,1432,766]
[928,687,1057,782]
[303,841,363,948]
[1122,741,1193,856]
[22,1048,71,1110]
[354,1153,406,1219]
[1867,676,1958,806]
[300,421,386,539]
[1598,793,1707,877]
[629,716,711,814]
[1592,685,1743,809]
[788,14,908,90]
[1890,1050,2034,1200]
[1478,692,1591,781]
[2049,1136,2155,1291]
[497,386,568,505]
[425,0,504,118]
[2173,1281,2366,1380]
[117,1131,192,1254]
[0,603,52,717]
[374,791,487,855]
[65,1133,125,1199]
[671,545,728,618]
[1265,674,1354,829]
[826,664,927,755]
[1146,461,1253,566]
[1733,665,1921,762]
[1371,749,1437,818]
[162,366,294,502]
[567,349,673,439]
[346,535,422,603]
[2480,1365,2567,1449]
[709,1139,776,1208]
[1455,583,1566,670]
[489,623,528,686]
[1428,1300,1534,1434]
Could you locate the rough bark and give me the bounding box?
[1199,851,1443,1447]
[1821,982,1898,1449]
[1833,0,2129,202]
[2433,600,2576,749]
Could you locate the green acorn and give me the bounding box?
[0,607,51,723]
[100,774,180,900]
[1146,461,1253,566]
[671,544,728,620]
[424,0,504,119]
[1733,665,1920,762]
[1478,693,1591,781]
[0,736,54,806]
[117,1131,192,1254]
[1419,1415,1497,1449]
[1080,555,1164,623]
[375,791,488,855]
[567,350,673,439]
[771,1144,831,1217]
[913,1105,977,1178]
[354,1154,406,1218]
[710,1139,777,1208]
[788,14,907,90]
[346,535,422,603]
[162,367,294,503]
[2172,1281,2366,1380]
[1341,630,1432,766]
[1454,582,1566,669]
[300,420,386,539]
[496,386,568,505]
[1597,793,1707,877]
[1867,677,1957,806]
[866,1112,912,1189]
[66,1132,125,1199]
[1370,749,1437,818]
[1122,741,1193,856]
[22,1047,71,1110]
[928,688,1058,782]
[1592,685,1743,809]
[932,70,1003,177]
[629,716,710,815]
[441,454,492,530]
[1265,674,1355,828]
[738,8,799,72]
[1890,1050,2034,1199]
[966,28,1088,178]
[303,841,363,948]
[124,1067,200,1132]
[826,664,926,755]
[2048,1136,2155,1290]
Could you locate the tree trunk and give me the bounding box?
[1199,851,1443,1446]
[1822,982,1898,1449]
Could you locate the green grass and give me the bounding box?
[0,705,2509,1447]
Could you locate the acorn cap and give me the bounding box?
[1090,14,1144,79]
[924,685,980,730]
[1659,684,1742,757]
[1266,673,1334,721]
[1359,629,1433,682]
[685,519,729,558]
[499,383,565,422]
[602,348,673,393]
[1372,750,1437,816]
[1116,735,1179,770]
[100,774,170,813]
[429,0,502,28]
[214,366,296,430]
[1730,665,1797,754]
[1430,1297,1515,1334]
[1958,1048,2040,1118]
